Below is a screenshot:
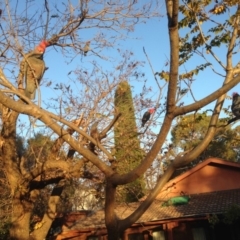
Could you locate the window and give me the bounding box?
[192,228,206,240]
[152,230,166,240]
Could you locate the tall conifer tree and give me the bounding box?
[114,81,145,202]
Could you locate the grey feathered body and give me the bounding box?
[231,94,240,117]
[24,53,45,99]
[141,111,151,127]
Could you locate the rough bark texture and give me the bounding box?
[105,181,122,239]
[0,1,239,239]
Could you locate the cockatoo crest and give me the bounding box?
[149,108,156,114]
[35,40,49,54]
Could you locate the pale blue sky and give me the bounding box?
[4,0,239,134]
[39,0,238,113]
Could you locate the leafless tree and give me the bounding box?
[0,0,240,239]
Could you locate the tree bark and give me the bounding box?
[105,180,122,240]
[10,193,33,240]
[30,180,65,240]
[0,106,31,240]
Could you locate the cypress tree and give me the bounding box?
[114,81,145,202]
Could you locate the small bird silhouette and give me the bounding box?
[141,108,155,127]
[22,41,49,99]
[231,92,240,118]
[227,92,240,125]
[83,41,90,56]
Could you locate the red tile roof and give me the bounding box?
[70,188,240,230]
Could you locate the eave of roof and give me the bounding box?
[161,158,240,192]
[70,188,240,231]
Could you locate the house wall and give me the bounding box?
[55,158,240,240]
[172,222,194,240]
[158,161,240,198]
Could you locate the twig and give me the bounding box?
[100,112,121,138]
[44,0,50,40]
[193,12,226,70]
[143,47,161,90]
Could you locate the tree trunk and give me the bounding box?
[10,193,32,240]
[108,228,122,240]
[0,106,31,240]
[30,180,65,240]
[105,180,123,240]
